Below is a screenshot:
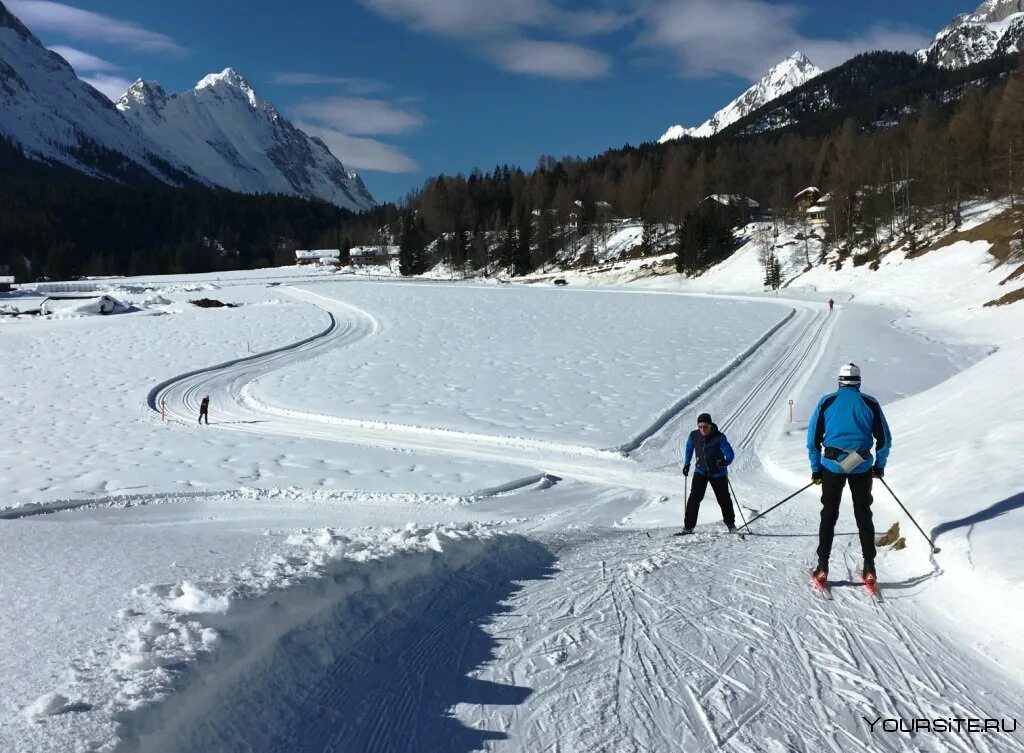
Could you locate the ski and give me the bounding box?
[810,575,832,599]
[670,529,745,540]
[863,578,882,601]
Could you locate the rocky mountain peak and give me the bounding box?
[659,51,822,142]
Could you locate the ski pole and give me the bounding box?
[878,477,941,554]
[728,477,750,532]
[683,471,688,521]
[735,482,814,533]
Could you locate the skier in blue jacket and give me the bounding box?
[806,363,892,585]
[681,413,737,533]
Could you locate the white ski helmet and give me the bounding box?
[838,362,861,385]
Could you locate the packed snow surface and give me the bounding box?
[2,232,1024,752]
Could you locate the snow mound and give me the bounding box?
[22,692,72,719]
[88,522,548,751]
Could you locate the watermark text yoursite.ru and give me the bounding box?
[864,717,1018,733]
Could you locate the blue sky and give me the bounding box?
[8,0,977,203]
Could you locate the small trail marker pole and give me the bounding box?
[161,398,166,422]
[788,400,794,423]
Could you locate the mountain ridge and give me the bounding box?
[0,0,191,185]
[659,52,823,142]
[117,68,375,211]
[0,0,374,210]
[919,0,1024,68]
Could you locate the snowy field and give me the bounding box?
[0,281,535,504]
[2,231,1024,753]
[251,281,789,446]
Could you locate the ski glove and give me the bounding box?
[871,466,884,478]
[811,471,822,485]
[683,465,690,477]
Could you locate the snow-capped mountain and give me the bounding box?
[918,0,1024,68]
[0,0,188,183]
[659,52,822,142]
[117,70,375,211]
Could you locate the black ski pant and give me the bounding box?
[684,473,735,529]
[198,409,208,425]
[817,468,875,564]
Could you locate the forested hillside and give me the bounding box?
[5,53,1024,281]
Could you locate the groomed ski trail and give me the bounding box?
[453,529,1024,753]
[141,284,1024,753]
[150,286,812,498]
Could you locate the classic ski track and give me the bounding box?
[446,298,1024,751]
[138,285,1024,752]
[152,285,809,497]
[459,529,1024,753]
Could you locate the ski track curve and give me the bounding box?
[133,285,1024,753]
[150,286,805,498]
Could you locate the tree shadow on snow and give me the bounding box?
[930,492,1024,542]
[153,536,557,753]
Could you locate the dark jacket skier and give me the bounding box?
[806,363,892,585]
[681,413,737,532]
[199,395,210,425]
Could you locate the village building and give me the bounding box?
[349,245,400,266]
[295,249,341,266]
[794,186,821,211]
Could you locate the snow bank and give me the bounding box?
[100,523,551,753]
[5,515,548,751]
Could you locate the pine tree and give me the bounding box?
[641,218,657,256]
[499,221,517,275]
[398,211,426,276]
[992,58,1024,208]
[515,210,533,276]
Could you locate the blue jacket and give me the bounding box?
[807,386,892,475]
[685,424,735,478]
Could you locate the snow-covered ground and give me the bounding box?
[252,282,788,447]
[2,223,1024,752]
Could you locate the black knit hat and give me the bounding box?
[697,413,712,425]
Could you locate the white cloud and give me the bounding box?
[291,95,424,173]
[637,0,931,80]
[270,72,387,94]
[296,121,421,173]
[7,1,185,55]
[47,44,132,100]
[357,0,552,37]
[292,97,424,136]
[83,73,134,101]
[357,0,629,78]
[495,40,611,79]
[49,44,118,72]
[800,26,934,71]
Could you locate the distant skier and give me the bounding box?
[681,413,737,533]
[199,395,210,425]
[828,298,834,313]
[807,363,891,587]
